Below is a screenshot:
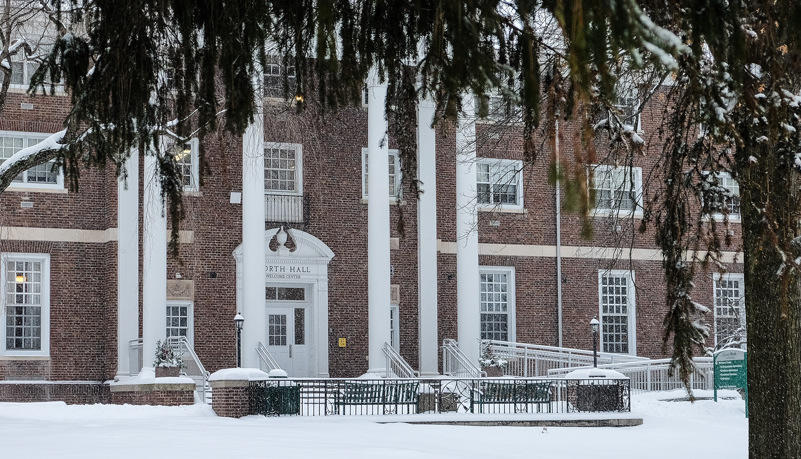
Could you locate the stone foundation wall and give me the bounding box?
[0,382,109,404]
[109,382,195,406]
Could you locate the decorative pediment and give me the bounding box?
[232,228,334,264]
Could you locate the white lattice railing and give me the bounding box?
[442,339,484,378]
[546,357,714,393]
[484,339,648,377]
[383,342,419,378]
[257,341,282,373]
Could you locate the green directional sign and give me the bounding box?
[714,348,748,418]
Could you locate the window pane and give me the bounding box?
[5,259,43,350]
[600,273,632,354]
[294,308,305,345]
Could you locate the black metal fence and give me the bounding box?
[248,377,631,417]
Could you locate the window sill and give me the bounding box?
[0,354,50,360]
[8,85,67,96]
[704,214,741,223]
[183,190,203,197]
[478,206,526,214]
[6,186,67,194]
[591,209,643,219]
[361,198,406,206]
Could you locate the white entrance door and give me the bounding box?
[266,307,309,376]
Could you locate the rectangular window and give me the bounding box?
[714,273,746,349]
[703,171,740,220]
[615,93,639,127]
[2,46,58,88]
[599,270,636,355]
[590,165,642,214]
[362,148,401,200]
[167,138,199,192]
[264,143,303,195]
[480,267,516,342]
[2,253,50,356]
[266,286,306,301]
[268,314,287,346]
[390,304,399,351]
[0,132,62,189]
[476,158,523,209]
[166,302,193,345]
[264,56,296,99]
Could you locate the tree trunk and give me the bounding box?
[741,162,801,458]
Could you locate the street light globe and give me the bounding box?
[590,317,600,334]
[234,313,245,330]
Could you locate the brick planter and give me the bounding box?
[210,379,251,418]
[110,380,195,406]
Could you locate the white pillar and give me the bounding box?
[367,67,392,374]
[143,148,167,369]
[117,149,139,377]
[456,93,481,365]
[417,95,439,376]
[241,102,266,369]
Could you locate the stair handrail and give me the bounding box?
[382,342,419,378]
[256,341,282,373]
[166,336,210,403]
[441,338,483,378]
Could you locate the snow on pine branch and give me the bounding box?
[0,129,66,178]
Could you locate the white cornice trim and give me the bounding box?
[437,240,741,264]
[0,227,193,244]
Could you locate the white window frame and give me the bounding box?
[598,269,637,355]
[166,137,199,192]
[389,304,400,351]
[702,171,741,222]
[264,55,296,99]
[589,165,643,216]
[614,91,640,129]
[476,158,524,210]
[1,253,50,357]
[264,142,303,196]
[361,148,401,201]
[479,266,516,342]
[0,130,64,190]
[165,301,194,347]
[713,273,746,348]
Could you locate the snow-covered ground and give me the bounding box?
[0,389,746,458]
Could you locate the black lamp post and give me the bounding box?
[234,312,245,368]
[590,317,600,368]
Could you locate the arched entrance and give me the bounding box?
[234,228,334,377]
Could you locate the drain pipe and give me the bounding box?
[555,119,563,348]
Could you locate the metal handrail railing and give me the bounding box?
[128,338,144,375]
[442,339,483,378]
[166,336,211,403]
[484,339,648,377]
[257,341,282,373]
[382,342,419,378]
[546,357,714,393]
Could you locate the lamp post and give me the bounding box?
[590,318,599,368]
[234,312,245,368]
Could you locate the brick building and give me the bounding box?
[0,66,745,402]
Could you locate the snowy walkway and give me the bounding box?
[0,390,747,458]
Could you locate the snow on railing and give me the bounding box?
[484,339,648,377]
[256,341,282,373]
[546,357,714,393]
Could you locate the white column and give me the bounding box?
[143,148,167,369]
[417,95,439,376]
[367,67,392,374]
[241,101,266,369]
[117,150,139,377]
[456,92,481,365]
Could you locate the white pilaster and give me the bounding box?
[143,147,167,368]
[417,94,439,376]
[367,67,392,374]
[117,150,139,377]
[241,103,266,369]
[456,93,481,365]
